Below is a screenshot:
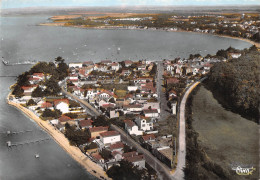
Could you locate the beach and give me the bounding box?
[6,92,109,180]
[38,22,260,48]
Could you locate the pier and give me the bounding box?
[7,138,51,148]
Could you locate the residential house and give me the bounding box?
[89,126,109,138]
[165,78,179,87]
[109,142,124,152]
[69,62,83,68]
[140,134,156,143]
[123,151,145,169]
[124,60,133,67]
[111,62,120,71]
[135,116,153,131]
[54,99,69,113]
[100,131,121,145]
[124,120,143,136]
[79,119,93,129]
[143,109,159,118]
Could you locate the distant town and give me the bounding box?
[41,12,260,44]
[7,45,254,179]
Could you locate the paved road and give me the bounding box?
[172,80,204,180]
[111,124,174,180]
[156,61,170,121]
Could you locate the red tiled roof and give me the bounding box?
[109,142,124,150]
[102,104,115,108]
[124,120,136,127]
[143,109,158,114]
[124,60,133,65]
[97,90,115,97]
[125,155,144,163]
[21,85,37,90]
[28,77,40,81]
[142,134,155,142]
[92,153,103,161]
[54,99,69,106]
[41,102,53,108]
[111,62,119,66]
[79,120,93,127]
[166,77,179,84]
[124,104,142,109]
[100,131,119,137]
[123,151,138,158]
[89,126,109,133]
[58,115,72,122]
[32,73,44,77]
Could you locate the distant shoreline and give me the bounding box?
[6,91,109,180]
[39,23,260,48]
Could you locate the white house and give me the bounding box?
[69,62,83,68]
[127,86,139,92]
[143,102,160,113]
[100,131,121,145]
[123,151,145,169]
[135,117,153,131]
[124,104,143,112]
[111,62,120,71]
[124,120,143,136]
[143,109,159,118]
[54,99,69,113]
[171,101,177,115]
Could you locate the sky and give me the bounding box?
[1,0,260,9]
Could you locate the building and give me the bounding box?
[100,131,121,145]
[141,134,156,143]
[143,109,159,118]
[54,99,69,113]
[89,126,109,138]
[171,101,177,115]
[123,151,145,169]
[124,120,143,136]
[135,116,153,131]
[79,119,93,129]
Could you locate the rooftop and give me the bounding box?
[100,131,120,137]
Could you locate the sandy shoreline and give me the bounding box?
[39,23,259,48]
[6,92,109,180]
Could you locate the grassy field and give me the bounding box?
[192,85,259,180]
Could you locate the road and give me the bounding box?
[111,124,174,180]
[156,61,170,121]
[172,79,205,180]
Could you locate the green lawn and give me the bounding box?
[192,85,259,180]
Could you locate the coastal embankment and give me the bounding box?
[6,92,109,180]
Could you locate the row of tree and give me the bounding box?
[206,46,259,122]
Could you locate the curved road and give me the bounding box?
[172,78,206,180]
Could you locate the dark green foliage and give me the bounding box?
[31,86,44,97]
[93,115,110,127]
[69,100,80,108]
[44,77,61,96]
[26,99,37,106]
[42,109,62,119]
[150,64,157,76]
[12,85,24,97]
[65,123,90,146]
[64,113,78,119]
[16,71,30,86]
[100,148,112,161]
[207,50,259,121]
[107,160,149,180]
[84,142,98,151]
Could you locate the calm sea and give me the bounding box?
[0,14,251,180]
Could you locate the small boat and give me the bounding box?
[35,154,40,158]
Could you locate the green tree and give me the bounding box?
[31,86,44,97]
[100,148,112,161]
[27,99,37,106]
[12,85,24,98]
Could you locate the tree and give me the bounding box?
[42,109,62,119]
[31,86,44,97]
[100,148,112,161]
[109,98,115,103]
[55,56,65,64]
[65,123,90,146]
[44,77,61,96]
[27,99,37,106]
[93,115,110,127]
[12,85,24,98]
[107,160,148,180]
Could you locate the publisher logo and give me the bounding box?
[232,166,255,175]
